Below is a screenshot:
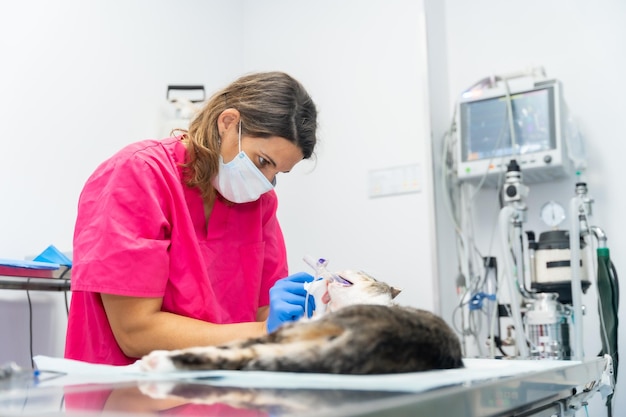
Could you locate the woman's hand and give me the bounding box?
[266,272,316,333]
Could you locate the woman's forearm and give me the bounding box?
[101,293,267,358]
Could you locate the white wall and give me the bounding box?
[439,0,626,414]
[0,0,242,367]
[242,0,438,311]
[0,0,241,259]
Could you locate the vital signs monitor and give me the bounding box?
[456,79,570,185]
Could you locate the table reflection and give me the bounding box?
[2,358,608,416]
[61,380,410,416]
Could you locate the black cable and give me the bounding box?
[58,267,71,316]
[498,345,508,357]
[64,292,69,316]
[57,267,69,280]
[491,336,510,357]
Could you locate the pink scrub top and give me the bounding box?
[64,138,288,365]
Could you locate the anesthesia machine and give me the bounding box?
[442,67,619,388]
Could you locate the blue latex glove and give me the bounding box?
[267,272,316,333]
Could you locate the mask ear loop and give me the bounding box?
[238,120,242,153]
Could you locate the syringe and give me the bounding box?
[302,255,329,318]
[303,255,334,281]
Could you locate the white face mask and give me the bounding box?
[212,121,274,203]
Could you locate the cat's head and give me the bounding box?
[326,270,401,312]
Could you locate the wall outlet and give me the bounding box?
[368,164,421,198]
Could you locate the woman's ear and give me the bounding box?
[217,108,241,134]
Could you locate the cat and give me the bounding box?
[140,270,464,374]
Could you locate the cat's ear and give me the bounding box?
[390,287,402,299]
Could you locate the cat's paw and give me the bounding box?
[139,350,178,372]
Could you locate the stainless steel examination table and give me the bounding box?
[0,355,612,417]
[0,274,71,292]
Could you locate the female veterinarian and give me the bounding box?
[65,72,318,365]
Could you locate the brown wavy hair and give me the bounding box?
[180,71,318,200]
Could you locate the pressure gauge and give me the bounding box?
[540,201,566,228]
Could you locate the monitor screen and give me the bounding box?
[459,86,556,162]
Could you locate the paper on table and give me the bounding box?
[0,259,60,279]
[32,245,72,267]
[0,259,59,269]
[33,355,579,392]
[0,246,72,279]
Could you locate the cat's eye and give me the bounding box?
[331,274,353,286]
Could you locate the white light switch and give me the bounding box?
[368,164,421,198]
